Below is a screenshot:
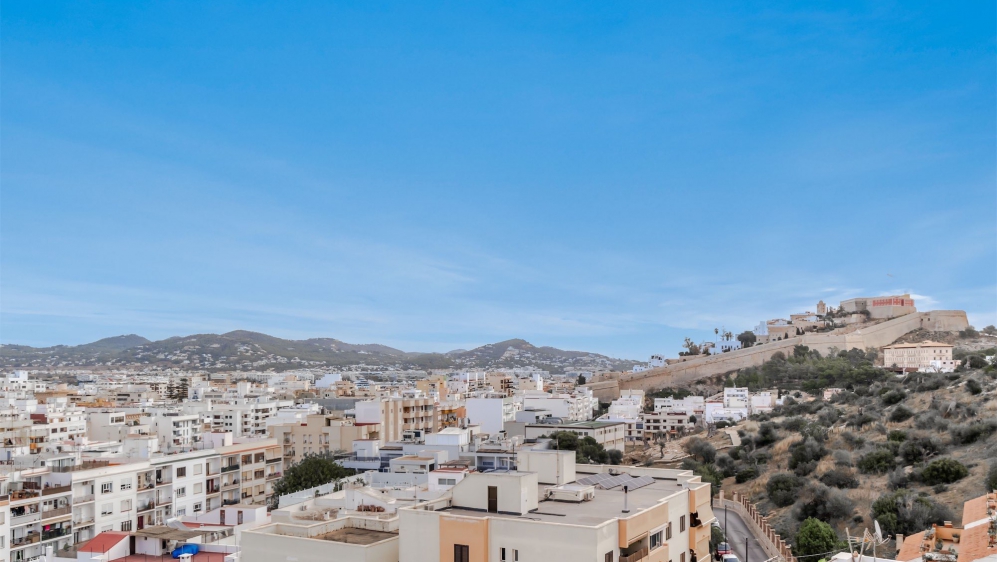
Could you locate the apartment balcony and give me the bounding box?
[220,464,240,473]
[73,494,95,505]
[73,516,95,527]
[42,506,72,520]
[11,533,41,548]
[207,484,220,495]
[137,502,155,513]
[266,457,281,464]
[207,466,220,476]
[10,510,41,525]
[620,547,649,562]
[138,481,155,491]
[266,472,282,481]
[42,527,71,541]
[10,489,41,502]
[222,499,239,506]
[221,479,240,490]
[42,485,72,497]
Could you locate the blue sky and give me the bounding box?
[2,1,995,359]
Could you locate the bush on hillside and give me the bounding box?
[889,406,914,423]
[795,482,855,523]
[832,450,852,466]
[887,430,908,443]
[857,448,897,474]
[966,378,983,394]
[918,459,969,485]
[755,422,780,447]
[789,437,828,476]
[899,436,945,464]
[819,468,860,489]
[871,490,955,537]
[887,468,909,490]
[685,437,717,464]
[881,389,906,406]
[950,420,997,445]
[767,472,805,508]
[735,467,758,484]
[987,463,997,492]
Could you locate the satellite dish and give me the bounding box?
[874,520,884,543]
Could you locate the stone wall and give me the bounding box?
[617,311,968,392]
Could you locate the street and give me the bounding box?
[718,504,770,562]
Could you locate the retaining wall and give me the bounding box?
[717,490,797,562]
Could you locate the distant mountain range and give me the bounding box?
[0,331,636,373]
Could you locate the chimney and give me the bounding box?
[622,485,630,513]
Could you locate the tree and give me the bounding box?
[737,331,757,348]
[577,374,587,385]
[767,473,805,507]
[983,325,997,336]
[795,518,839,558]
[681,338,701,356]
[986,462,997,491]
[270,453,354,508]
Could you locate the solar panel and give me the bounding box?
[577,473,612,486]
[599,475,631,490]
[627,476,656,490]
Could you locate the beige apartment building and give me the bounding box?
[207,439,283,509]
[268,415,380,466]
[355,397,438,442]
[400,460,715,562]
[882,341,958,372]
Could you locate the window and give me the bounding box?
[101,503,113,516]
[503,548,517,561]
[194,483,203,494]
[650,530,664,550]
[101,526,113,533]
[177,508,186,516]
[605,553,613,562]
[194,464,203,475]
[176,466,187,478]
[438,478,456,486]
[454,544,470,562]
[121,520,133,532]
[120,478,132,491]
[680,515,686,532]
[176,487,186,498]
[681,554,686,562]
[121,499,132,512]
[194,503,202,512]
[101,482,113,494]
[666,522,672,540]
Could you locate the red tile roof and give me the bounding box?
[78,531,130,552]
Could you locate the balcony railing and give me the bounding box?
[11,510,41,524]
[222,499,239,506]
[221,465,240,473]
[42,527,71,541]
[73,494,95,505]
[10,490,40,501]
[138,502,155,512]
[42,485,72,496]
[266,457,281,464]
[266,472,282,480]
[11,533,41,547]
[42,506,72,519]
[620,547,648,562]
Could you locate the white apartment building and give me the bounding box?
[521,389,596,422]
[464,395,519,436]
[653,396,705,415]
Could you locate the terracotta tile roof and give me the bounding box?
[962,494,994,527]
[898,532,927,561]
[78,531,130,552]
[957,524,997,562]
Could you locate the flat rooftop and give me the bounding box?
[316,527,397,545]
[443,477,688,527]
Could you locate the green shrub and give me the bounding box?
[857,448,897,474]
[872,490,954,536]
[919,459,969,485]
[796,482,855,522]
[950,420,997,445]
[987,463,997,491]
[789,438,827,476]
[794,518,840,558]
[767,472,804,507]
[887,430,908,443]
[735,467,758,484]
[889,406,914,423]
[881,389,906,406]
[966,379,983,395]
[900,436,945,464]
[820,468,860,489]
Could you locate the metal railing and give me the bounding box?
[42,485,72,496]
[42,506,72,519]
[221,464,240,473]
[620,547,648,562]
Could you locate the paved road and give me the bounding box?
[717,504,770,562]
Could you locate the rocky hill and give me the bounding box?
[0,332,634,373]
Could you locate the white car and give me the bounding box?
[722,554,740,562]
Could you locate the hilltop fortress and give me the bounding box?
[587,295,969,400]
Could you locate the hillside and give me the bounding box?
[644,335,997,560]
[0,332,634,373]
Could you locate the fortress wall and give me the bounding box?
[618,310,968,392]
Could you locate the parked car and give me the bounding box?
[716,543,733,556]
[722,553,740,562]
